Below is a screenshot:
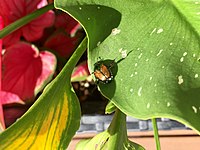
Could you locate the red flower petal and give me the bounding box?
[54,13,80,35]
[1,91,24,105]
[44,30,78,58]
[71,61,90,82]
[2,42,56,101]
[0,16,5,130]
[0,0,55,47]
[35,50,57,93]
[22,10,55,42]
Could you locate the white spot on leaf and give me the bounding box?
[138,87,142,96]
[180,57,184,62]
[150,28,157,35]
[112,28,121,35]
[97,41,101,46]
[157,28,164,34]
[135,63,138,67]
[192,106,197,113]
[195,74,199,78]
[156,49,163,56]
[121,50,127,58]
[147,103,151,109]
[169,42,173,46]
[130,74,134,77]
[79,7,82,10]
[119,48,123,53]
[130,88,134,93]
[167,102,171,107]
[138,53,143,59]
[150,77,153,80]
[178,75,184,85]
[183,52,187,56]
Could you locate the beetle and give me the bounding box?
[93,58,115,84]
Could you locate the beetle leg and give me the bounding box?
[108,60,115,69]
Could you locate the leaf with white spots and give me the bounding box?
[55,0,200,134]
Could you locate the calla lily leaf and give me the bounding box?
[76,110,144,150]
[55,0,200,134]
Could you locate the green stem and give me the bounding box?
[152,118,161,150]
[107,109,128,150]
[108,109,127,135]
[64,37,88,76]
[0,3,54,38]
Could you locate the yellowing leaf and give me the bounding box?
[0,38,87,149]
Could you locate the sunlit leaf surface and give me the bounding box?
[55,0,200,134]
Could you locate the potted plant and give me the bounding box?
[0,0,200,149]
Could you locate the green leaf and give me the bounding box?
[0,38,87,149]
[105,101,117,114]
[76,109,145,150]
[55,0,200,134]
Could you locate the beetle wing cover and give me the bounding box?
[100,64,110,78]
[94,70,107,81]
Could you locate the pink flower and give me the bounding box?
[0,0,55,47]
[71,61,90,82]
[0,16,5,129]
[44,29,79,58]
[54,13,80,36]
[2,42,57,101]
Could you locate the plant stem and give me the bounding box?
[0,3,54,38]
[152,118,161,150]
[107,109,128,150]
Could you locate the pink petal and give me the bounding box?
[2,42,56,101]
[3,30,22,47]
[44,30,78,58]
[1,91,24,105]
[35,51,57,93]
[71,61,90,81]
[22,10,55,42]
[54,13,80,35]
[0,92,5,130]
[0,16,5,130]
[26,0,43,13]
[0,0,55,47]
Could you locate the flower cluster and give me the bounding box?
[0,0,87,129]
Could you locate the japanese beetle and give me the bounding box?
[93,59,115,84]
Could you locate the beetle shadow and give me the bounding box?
[97,50,133,99]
